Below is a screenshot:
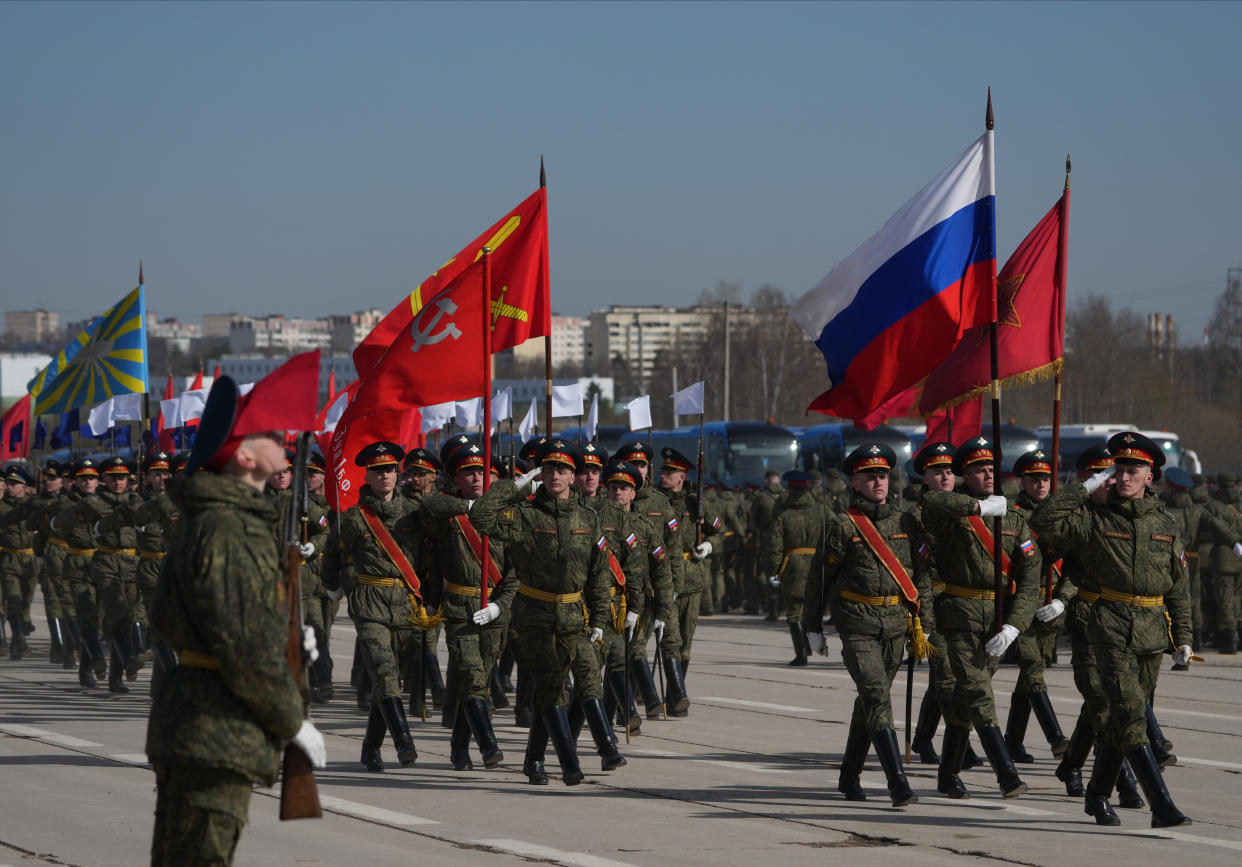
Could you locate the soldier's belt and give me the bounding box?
[786,547,817,556]
[66,546,96,557]
[138,550,165,560]
[683,552,692,560]
[1098,587,1164,607]
[724,531,736,537]
[1076,589,1100,604]
[97,545,137,557]
[839,589,901,606]
[0,546,35,556]
[48,537,69,548]
[940,583,995,600]
[517,583,583,604]
[357,574,399,587]
[1185,551,1199,560]
[444,581,481,598]
[177,649,220,670]
[931,580,947,592]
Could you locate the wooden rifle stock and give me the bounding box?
[280,432,321,820]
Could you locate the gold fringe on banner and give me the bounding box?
[922,358,1064,416]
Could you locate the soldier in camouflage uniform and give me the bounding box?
[0,467,39,660]
[300,452,337,702]
[146,375,325,866]
[416,443,516,771]
[765,469,823,666]
[322,441,423,770]
[30,461,75,666]
[658,447,723,694]
[1032,431,1194,828]
[922,436,1040,800]
[1004,450,1072,763]
[614,441,686,719]
[51,460,109,685]
[752,471,785,621]
[470,439,612,786]
[1206,472,1242,652]
[133,452,176,664]
[399,447,448,720]
[805,446,932,806]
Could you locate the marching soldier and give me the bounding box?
[805,444,932,806]
[765,470,823,666]
[30,461,75,667]
[752,471,785,621]
[469,439,612,785]
[1206,472,1242,652]
[298,452,335,702]
[416,443,515,771]
[52,460,108,685]
[322,441,426,771]
[658,447,723,696]
[576,442,607,502]
[146,376,325,865]
[134,452,177,666]
[0,466,39,660]
[1004,450,1072,762]
[922,436,1040,799]
[614,440,686,718]
[399,447,448,718]
[1032,432,1193,828]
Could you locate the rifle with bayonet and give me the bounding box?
[279,432,322,820]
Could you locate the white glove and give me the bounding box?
[517,466,542,490]
[768,575,781,588]
[1035,599,1065,623]
[624,611,638,630]
[291,719,327,769]
[977,495,1008,518]
[693,541,712,560]
[985,624,1020,657]
[1232,543,1242,557]
[299,542,316,559]
[653,619,666,640]
[326,587,343,603]
[589,627,604,644]
[1173,645,1192,666]
[301,625,319,664]
[472,602,500,626]
[806,631,827,656]
[1083,465,1117,494]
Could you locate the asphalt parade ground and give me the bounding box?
[2,598,1241,867]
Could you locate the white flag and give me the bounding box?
[491,387,513,423]
[518,399,538,441]
[584,393,599,441]
[671,381,705,415]
[159,397,181,428]
[319,389,351,434]
[87,397,117,436]
[626,395,652,431]
[455,398,484,428]
[551,382,584,418]
[177,388,209,424]
[112,392,144,422]
[420,400,456,434]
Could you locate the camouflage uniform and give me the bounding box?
[29,483,75,664]
[91,484,146,683]
[626,481,684,716]
[659,485,723,670]
[1206,484,1242,651]
[751,481,784,619]
[765,485,823,641]
[54,486,107,678]
[0,489,38,657]
[145,472,303,867]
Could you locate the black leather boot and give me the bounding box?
[1004,693,1035,763]
[608,670,641,735]
[630,656,663,719]
[78,650,97,688]
[979,724,1027,798]
[440,666,459,729]
[1219,627,1238,655]
[764,589,779,622]
[837,721,870,801]
[427,651,446,707]
[1084,741,1124,826]
[48,618,64,663]
[379,696,418,767]
[662,654,690,717]
[1055,720,1092,797]
[60,617,81,670]
[132,621,151,665]
[963,741,984,769]
[1116,758,1145,808]
[498,640,517,691]
[514,667,533,728]
[873,728,917,806]
[583,697,626,770]
[936,724,970,799]
[787,622,808,667]
[1126,745,1191,828]
[911,692,941,763]
[107,646,129,693]
[1146,704,1176,766]
[0,614,6,655]
[112,626,141,681]
[313,626,333,701]
[464,697,504,768]
[544,705,585,785]
[489,663,510,709]
[1029,690,1069,758]
[522,710,550,784]
[361,702,386,772]
[7,613,26,660]
[449,706,474,771]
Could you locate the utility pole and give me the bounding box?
[721,301,731,422]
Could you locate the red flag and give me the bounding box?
[157,374,177,452]
[924,396,982,445]
[190,369,204,391]
[233,350,321,437]
[918,193,1068,415]
[213,363,221,380]
[353,187,551,378]
[1,395,31,461]
[327,369,336,403]
[854,382,920,430]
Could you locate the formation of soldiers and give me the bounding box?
[4,399,1242,855]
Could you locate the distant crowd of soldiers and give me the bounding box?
[2,424,1241,835]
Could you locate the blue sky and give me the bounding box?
[2,1,1238,344]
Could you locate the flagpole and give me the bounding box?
[1047,155,1070,605]
[984,89,1005,635]
[480,247,493,611]
[540,158,553,435]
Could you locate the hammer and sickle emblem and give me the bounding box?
[410,297,462,354]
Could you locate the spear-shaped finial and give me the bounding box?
[139,259,144,285]
[539,155,546,189]
[986,87,994,131]
[1065,153,1072,190]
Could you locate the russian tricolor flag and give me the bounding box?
[792,133,996,420]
